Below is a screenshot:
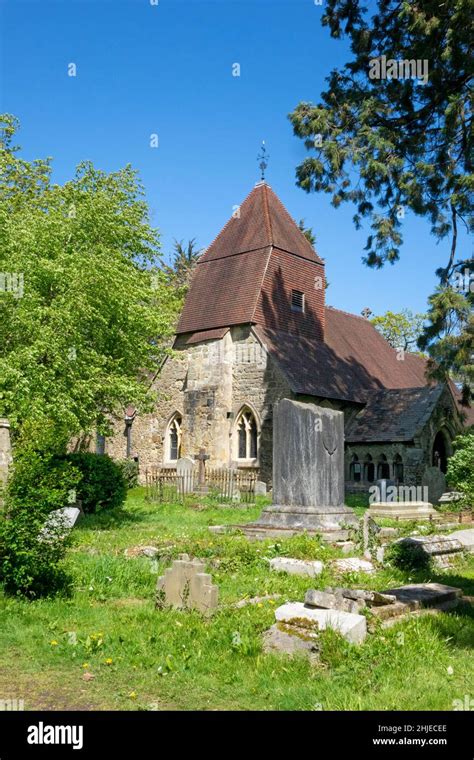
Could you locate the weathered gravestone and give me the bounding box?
[422,466,447,505]
[156,555,218,616]
[242,400,358,539]
[0,419,13,506]
[176,456,195,494]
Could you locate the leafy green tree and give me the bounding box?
[446,431,474,508]
[0,114,180,452]
[298,219,317,246]
[289,1,473,392]
[163,238,200,291]
[371,309,426,351]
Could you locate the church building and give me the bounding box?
[106,182,470,489]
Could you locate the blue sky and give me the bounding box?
[0,0,466,317]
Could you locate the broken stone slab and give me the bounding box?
[381,582,463,608]
[275,602,367,644]
[208,525,234,535]
[124,545,160,558]
[438,491,464,504]
[332,557,376,574]
[449,529,474,553]
[334,541,356,554]
[395,534,464,568]
[263,623,320,659]
[156,558,218,616]
[269,557,324,577]
[369,583,463,627]
[304,589,362,614]
[333,588,397,606]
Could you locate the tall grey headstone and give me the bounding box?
[422,466,446,505]
[0,418,13,506]
[176,456,195,493]
[243,400,358,538]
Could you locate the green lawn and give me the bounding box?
[0,488,473,711]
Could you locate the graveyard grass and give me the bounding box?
[1,488,473,711]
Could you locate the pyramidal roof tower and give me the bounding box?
[176,183,326,340]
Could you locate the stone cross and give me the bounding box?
[194,448,210,488]
[156,555,218,616]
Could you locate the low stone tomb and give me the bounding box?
[369,583,463,627]
[156,556,218,616]
[395,534,464,569]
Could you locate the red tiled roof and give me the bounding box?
[254,308,430,404]
[345,386,445,442]
[176,183,323,335]
[177,247,272,333]
[324,307,429,389]
[199,183,323,264]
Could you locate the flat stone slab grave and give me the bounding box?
[370,583,463,626]
[274,602,367,645]
[449,529,474,553]
[269,557,324,577]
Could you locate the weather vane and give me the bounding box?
[257,140,269,181]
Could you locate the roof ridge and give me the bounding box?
[199,184,262,260]
[262,184,273,241]
[326,305,373,323]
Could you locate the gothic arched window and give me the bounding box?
[236,408,258,461]
[166,413,182,462]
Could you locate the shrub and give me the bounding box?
[118,458,139,489]
[446,431,474,509]
[0,447,80,598]
[65,453,126,513]
[386,540,432,571]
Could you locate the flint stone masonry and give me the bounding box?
[269,557,324,577]
[244,400,359,538]
[332,557,376,574]
[275,602,367,644]
[156,558,218,616]
[449,529,474,553]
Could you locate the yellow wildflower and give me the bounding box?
[50,640,58,646]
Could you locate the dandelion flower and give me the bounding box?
[105,658,113,665]
[129,691,137,699]
[50,640,58,646]
[82,663,89,668]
